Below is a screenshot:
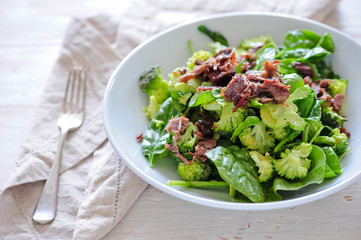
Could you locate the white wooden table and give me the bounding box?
[1,0,361,239]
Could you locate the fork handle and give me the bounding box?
[32,129,69,224]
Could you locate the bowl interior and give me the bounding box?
[103,13,361,210]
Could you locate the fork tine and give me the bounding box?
[68,66,79,113]
[74,66,87,114]
[61,68,74,113]
[62,66,87,114]
[80,68,87,114]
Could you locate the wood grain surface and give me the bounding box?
[1,0,360,239]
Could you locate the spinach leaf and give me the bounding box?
[279,59,298,75]
[273,130,301,153]
[281,30,335,63]
[231,116,260,141]
[279,48,312,59]
[316,61,340,79]
[294,91,316,118]
[268,145,326,200]
[188,90,215,107]
[235,58,247,74]
[322,146,342,178]
[306,99,322,121]
[318,33,335,54]
[141,98,179,167]
[301,47,331,62]
[198,25,229,46]
[255,43,277,70]
[206,146,265,203]
[283,29,321,50]
[283,73,304,93]
[228,145,256,168]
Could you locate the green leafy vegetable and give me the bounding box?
[189,90,216,107]
[206,146,265,203]
[283,73,304,93]
[322,146,341,178]
[240,35,273,50]
[141,98,179,167]
[231,116,261,141]
[198,25,229,46]
[255,43,278,70]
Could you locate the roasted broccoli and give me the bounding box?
[139,65,170,103]
[314,128,349,155]
[213,101,245,134]
[249,151,274,182]
[168,67,202,111]
[239,122,275,154]
[177,122,199,153]
[186,50,211,70]
[321,106,346,128]
[177,159,212,181]
[328,79,347,96]
[169,68,201,93]
[143,95,159,119]
[272,127,289,141]
[139,66,170,119]
[331,128,349,155]
[273,142,312,180]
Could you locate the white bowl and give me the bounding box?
[103,12,361,210]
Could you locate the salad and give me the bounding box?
[138,26,350,203]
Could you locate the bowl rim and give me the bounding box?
[103,11,361,210]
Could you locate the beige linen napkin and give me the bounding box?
[0,0,339,239]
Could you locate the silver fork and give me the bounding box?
[32,66,87,224]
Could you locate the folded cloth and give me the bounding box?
[0,0,339,239]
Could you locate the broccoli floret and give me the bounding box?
[150,119,165,130]
[249,151,274,182]
[177,159,212,181]
[169,68,202,93]
[143,95,159,119]
[139,65,170,103]
[239,122,275,154]
[213,102,245,134]
[272,127,289,141]
[273,142,312,180]
[186,50,211,70]
[321,106,346,128]
[328,79,347,96]
[313,128,348,156]
[177,122,198,153]
[331,128,349,155]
